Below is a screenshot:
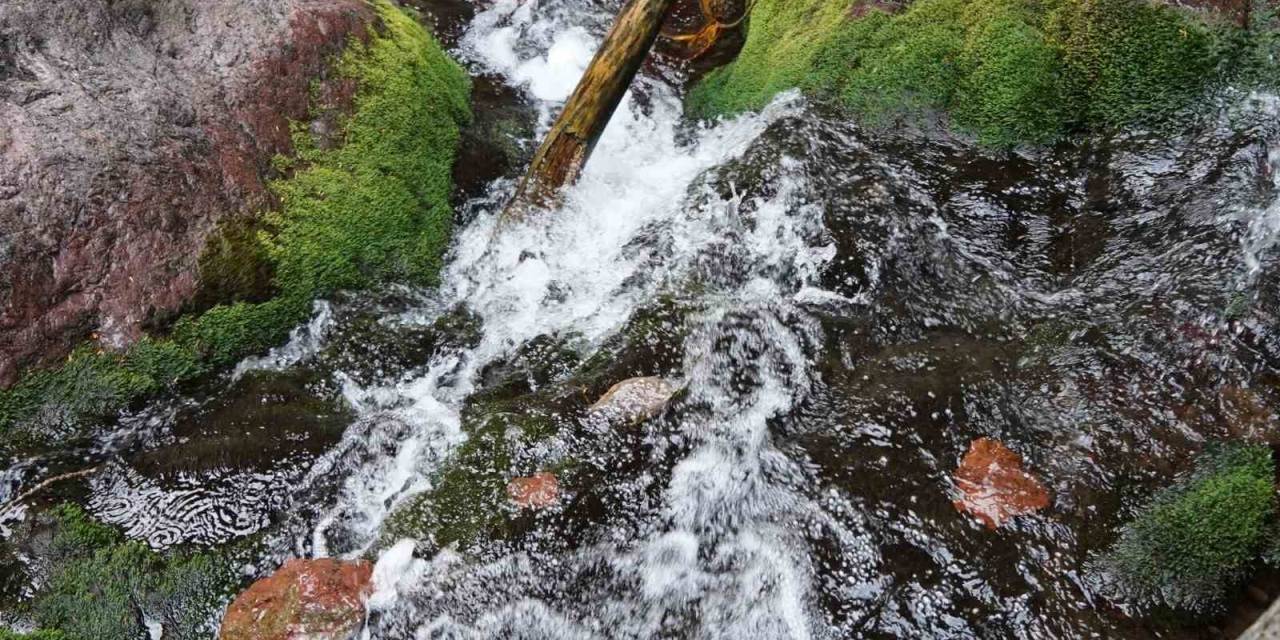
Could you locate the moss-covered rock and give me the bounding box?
[0,0,471,440]
[382,392,565,550]
[688,0,1275,146]
[1101,443,1277,612]
[17,504,239,640]
[0,631,66,640]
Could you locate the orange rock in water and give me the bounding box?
[507,472,560,509]
[219,557,373,640]
[952,437,1051,529]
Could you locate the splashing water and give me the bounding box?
[1241,138,1280,279]
[268,1,868,635]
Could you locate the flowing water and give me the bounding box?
[6,1,1280,638]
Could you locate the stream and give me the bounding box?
[8,0,1280,638]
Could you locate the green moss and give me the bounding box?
[193,217,277,311]
[264,1,470,296]
[26,505,238,640]
[1047,0,1219,128]
[690,0,1270,145]
[1102,444,1277,612]
[383,403,560,549]
[0,631,66,640]
[0,0,470,437]
[0,341,201,435]
[686,0,852,118]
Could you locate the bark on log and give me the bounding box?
[505,0,679,219]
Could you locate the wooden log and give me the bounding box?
[505,0,679,219]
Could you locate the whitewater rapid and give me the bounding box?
[235,1,857,637]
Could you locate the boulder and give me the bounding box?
[0,0,376,386]
[952,437,1051,529]
[219,558,373,640]
[588,376,678,424]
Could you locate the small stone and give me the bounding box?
[507,472,559,510]
[588,376,677,424]
[219,557,373,640]
[952,437,1051,529]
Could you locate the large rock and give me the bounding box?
[219,557,373,640]
[0,0,377,386]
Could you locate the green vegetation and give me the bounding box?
[383,398,562,549]
[0,631,66,640]
[19,505,237,640]
[0,0,470,438]
[383,301,689,550]
[689,0,1276,146]
[1102,444,1277,612]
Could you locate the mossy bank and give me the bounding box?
[688,0,1279,146]
[2,504,244,640]
[0,0,471,443]
[1100,444,1278,613]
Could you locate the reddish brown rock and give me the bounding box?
[0,0,378,386]
[952,437,1051,529]
[507,472,560,510]
[219,557,373,640]
[589,376,678,424]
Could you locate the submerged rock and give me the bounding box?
[952,437,1051,529]
[588,376,678,424]
[507,472,561,510]
[219,558,373,640]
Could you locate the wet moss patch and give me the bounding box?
[0,631,65,640]
[11,504,239,640]
[382,398,564,550]
[382,300,690,552]
[688,0,1276,146]
[1101,443,1277,612]
[0,0,471,439]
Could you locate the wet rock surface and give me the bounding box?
[0,0,375,385]
[85,369,352,548]
[507,472,561,509]
[588,376,678,424]
[219,557,372,640]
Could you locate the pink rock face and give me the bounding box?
[952,437,1051,529]
[0,0,375,387]
[219,558,373,640]
[507,472,560,510]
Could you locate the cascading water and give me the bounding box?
[293,2,852,634]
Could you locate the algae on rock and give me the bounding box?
[1100,444,1277,613]
[12,504,240,640]
[688,0,1275,146]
